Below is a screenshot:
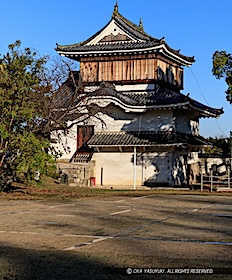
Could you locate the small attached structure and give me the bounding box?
[55,3,223,188]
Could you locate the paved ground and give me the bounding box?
[0,194,232,279]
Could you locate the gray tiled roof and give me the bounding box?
[53,84,75,108]
[56,11,156,52]
[87,85,223,117]
[113,14,154,41]
[87,131,209,147]
[54,78,223,118]
[56,41,160,52]
[89,85,184,105]
[71,152,93,163]
[56,11,194,63]
[53,71,80,109]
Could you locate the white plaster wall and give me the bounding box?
[190,119,199,135]
[172,151,187,186]
[143,152,173,185]
[92,151,174,186]
[91,109,135,132]
[92,152,143,186]
[187,152,199,164]
[52,103,176,161]
[87,20,136,45]
[122,110,174,132]
[92,150,201,187]
[89,104,174,132]
[115,84,155,91]
[174,110,199,134]
[203,158,229,174]
[50,123,77,160]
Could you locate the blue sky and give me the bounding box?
[1,0,231,138]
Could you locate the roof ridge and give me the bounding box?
[112,4,155,41]
[112,12,155,40]
[56,6,194,64]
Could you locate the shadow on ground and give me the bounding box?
[0,244,232,280]
[0,244,150,280]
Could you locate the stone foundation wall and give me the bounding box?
[57,161,95,187]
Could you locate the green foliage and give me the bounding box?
[12,132,56,180]
[0,41,56,190]
[205,136,232,156]
[212,51,232,103]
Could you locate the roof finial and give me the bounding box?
[139,18,144,30]
[160,36,165,43]
[112,1,118,17]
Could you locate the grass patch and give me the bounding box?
[0,176,232,201]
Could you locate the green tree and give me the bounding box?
[205,136,231,156]
[212,51,232,104]
[0,41,105,191]
[0,41,57,190]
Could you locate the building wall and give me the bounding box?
[174,110,199,134]
[92,151,174,186]
[91,104,198,135]
[93,152,139,186]
[143,152,173,186]
[88,104,175,132]
[80,54,183,88]
[53,103,200,187]
[56,146,197,187]
[50,123,77,161]
[92,150,199,187]
[172,151,187,186]
[53,105,196,162]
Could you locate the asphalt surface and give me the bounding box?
[0,194,232,279]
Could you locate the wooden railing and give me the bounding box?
[200,169,231,192]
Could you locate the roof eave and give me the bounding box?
[57,45,194,66]
[88,143,185,148]
[88,142,209,148]
[84,95,191,112]
[189,104,223,118]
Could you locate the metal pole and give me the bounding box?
[210,169,213,193]
[134,146,136,190]
[231,139,232,183]
[230,136,232,170]
[141,155,144,186]
[201,170,203,192]
[101,167,103,186]
[228,168,230,189]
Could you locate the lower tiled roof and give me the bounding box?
[90,85,184,106]
[71,152,93,163]
[87,131,209,147]
[86,84,223,117]
[55,79,223,118]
